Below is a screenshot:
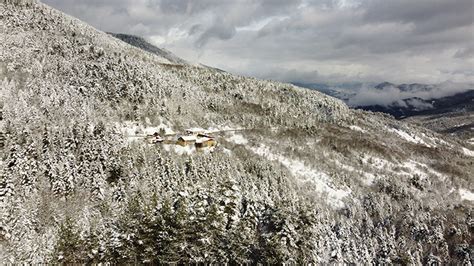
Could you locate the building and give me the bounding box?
[197,133,213,138]
[195,136,217,148]
[176,135,197,146]
[146,132,164,144]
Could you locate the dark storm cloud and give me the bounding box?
[41,0,474,84]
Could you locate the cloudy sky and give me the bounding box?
[43,0,474,85]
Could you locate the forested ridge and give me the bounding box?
[0,0,473,263]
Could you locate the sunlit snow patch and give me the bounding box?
[388,128,431,147]
[462,147,474,157]
[459,189,474,201]
[400,160,429,180]
[227,133,249,145]
[349,125,366,133]
[430,136,452,147]
[361,155,394,170]
[362,173,376,186]
[222,147,232,155]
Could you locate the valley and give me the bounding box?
[0,0,473,264]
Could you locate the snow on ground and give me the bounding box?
[124,136,144,143]
[143,127,161,135]
[362,173,376,186]
[420,133,442,147]
[362,155,394,170]
[429,136,452,147]
[249,144,350,208]
[333,160,375,186]
[336,160,378,186]
[227,133,249,145]
[459,189,474,201]
[118,121,141,136]
[118,121,176,142]
[388,128,431,147]
[422,163,447,181]
[349,125,366,133]
[186,127,205,133]
[361,155,446,182]
[333,160,356,172]
[221,147,232,155]
[462,147,474,157]
[163,144,195,155]
[156,122,175,135]
[206,127,221,134]
[468,138,474,145]
[305,139,322,148]
[214,124,245,132]
[400,160,429,180]
[162,143,216,155]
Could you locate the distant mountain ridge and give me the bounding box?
[359,89,474,118]
[296,81,473,139]
[297,81,473,119]
[374,82,435,93]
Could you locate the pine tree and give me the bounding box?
[55,217,84,263]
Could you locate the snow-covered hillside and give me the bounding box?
[108,33,189,65]
[0,1,473,264]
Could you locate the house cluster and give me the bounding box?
[147,127,217,149]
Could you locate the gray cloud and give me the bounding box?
[362,0,473,33]
[41,0,474,85]
[454,46,474,58]
[194,19,237,48]
[347,82,473,107]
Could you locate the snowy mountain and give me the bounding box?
[302,82,473,120]
[403,92,474,140]
[108,33,188,65]
[359,82,474,118]
[1,1,473,264]
[301,82,473,141]
[291,82,359,102]
[110,32,228,73]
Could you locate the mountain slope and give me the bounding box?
[403,93,474,141]
[357,84,474,119]
[108,33,188,65]
[1,1,473,264]
[300,82,473,140]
